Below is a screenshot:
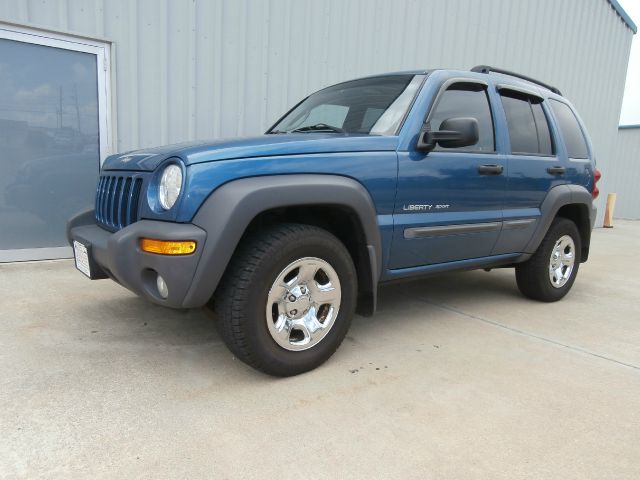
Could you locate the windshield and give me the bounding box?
[269,74,425,135]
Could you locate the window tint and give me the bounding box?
[531,102,553,155]
[429,83,494,152]
[361,107,385,131]
[500,91,553,155]
[550,99,589,158]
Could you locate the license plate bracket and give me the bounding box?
[72,240,106,279]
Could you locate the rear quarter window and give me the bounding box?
[549,99,589,159]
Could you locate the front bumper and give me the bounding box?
[67,209,207,308]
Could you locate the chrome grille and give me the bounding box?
[95,174,143,231]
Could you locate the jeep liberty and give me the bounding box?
[68,66,600,376]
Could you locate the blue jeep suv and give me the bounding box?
[68,66,600,376]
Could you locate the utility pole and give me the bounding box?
[73,84,81,134]
[58,86,63,129]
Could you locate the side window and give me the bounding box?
[500,90,553,155]
[429,83,495,152]
[549,99,589,159]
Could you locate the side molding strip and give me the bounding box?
[404,221,501,239]
[502,218,536,230]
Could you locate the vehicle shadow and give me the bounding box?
[78,269,522,376]
[77,295,221,346]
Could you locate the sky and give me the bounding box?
[618,0,640,125]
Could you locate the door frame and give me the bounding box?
[0,23,113,262]
[389,75,506,270]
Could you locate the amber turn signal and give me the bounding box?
[140,238,196,255]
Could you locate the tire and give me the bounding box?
[515,217,581,302]
[211,223,357,376]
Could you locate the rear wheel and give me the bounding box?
[515,217,581,302]
[211,223,357,376]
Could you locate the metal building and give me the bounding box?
[0,0,636,261]
[611,125,640,219]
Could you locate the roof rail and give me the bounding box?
[470,65,562,96]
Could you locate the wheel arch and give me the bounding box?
[183,174,382,314]
[240,204,377,316]
[524,184,596,262]
[555,203,592,261]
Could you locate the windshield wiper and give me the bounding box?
[291,123,345,134]
[267,130,288,134]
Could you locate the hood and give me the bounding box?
[101,134,398,171]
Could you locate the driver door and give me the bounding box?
[390,80,506,269]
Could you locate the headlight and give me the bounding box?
[158,164,182,210]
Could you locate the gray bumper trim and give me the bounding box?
[67,174,382,311]
[68,209,206,308]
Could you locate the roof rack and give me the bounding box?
[470,65,562,96]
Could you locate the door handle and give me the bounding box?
[478,164,504,175]
[547,166,566,175]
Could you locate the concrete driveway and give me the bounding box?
[1,221,639,479]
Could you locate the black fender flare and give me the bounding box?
[523,184,596,255]
[182,174,382,310]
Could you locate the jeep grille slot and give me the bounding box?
[95,174,143,231]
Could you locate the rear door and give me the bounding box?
[491,87,566,255]
[390,79,506,269]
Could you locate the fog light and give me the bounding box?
[140,238,196,255]
[156,274,169,299]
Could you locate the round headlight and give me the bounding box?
[158,164,182,210]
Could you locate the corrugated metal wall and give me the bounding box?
[0,0,634,225]
[611,127,640,219]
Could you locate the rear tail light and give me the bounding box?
[592,168,602,199]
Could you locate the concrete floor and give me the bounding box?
[1,221,639,479]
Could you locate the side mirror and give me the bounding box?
[417,117,479,151]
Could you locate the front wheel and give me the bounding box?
[515,217,582,302]
[211,223,357,376]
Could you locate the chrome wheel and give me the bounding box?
[548,235,575,288]
[266,257,341,351]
